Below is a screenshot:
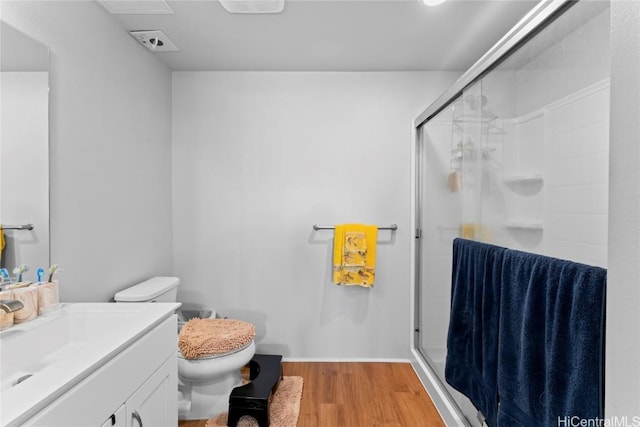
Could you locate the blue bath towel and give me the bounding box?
[445,238,505,427]
[497,250,606,426]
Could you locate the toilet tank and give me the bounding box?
[114,276,180,303]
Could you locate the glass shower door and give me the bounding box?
[415,82,489,425]
[414,1,611,425]
[415,101,459,377]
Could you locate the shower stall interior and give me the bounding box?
[412,1,611,425]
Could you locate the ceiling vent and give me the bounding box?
[218,0,285,14]
[130,30,179,52]
[99,1,174,15]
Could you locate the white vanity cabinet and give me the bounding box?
[124,354,176,427]
[23,314,178,427]
[98,356,176,427]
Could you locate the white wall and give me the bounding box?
[509,6,611,268]
[544,81,609,267]
[0,72,49,273]
[172,71,458,359]
[497,80,610,268]
[607,0,640,418]
[1,1,173,301]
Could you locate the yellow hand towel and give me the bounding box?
[333,224,378,288]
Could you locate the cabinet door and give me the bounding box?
[126,354,177,427]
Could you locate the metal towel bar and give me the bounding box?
[313,224,398,231]
[1,224,34,231]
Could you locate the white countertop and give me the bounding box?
[0,302,180,427]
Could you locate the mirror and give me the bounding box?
[0,21,50,281]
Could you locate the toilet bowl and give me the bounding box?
[178,341,256,419]
[114,277,256,420]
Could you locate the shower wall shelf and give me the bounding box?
[505,221,543,230]
[503,174,544,185]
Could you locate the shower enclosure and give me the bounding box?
[412,1,611,425]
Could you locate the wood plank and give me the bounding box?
[179,420,208,427]
[178,361,445,427]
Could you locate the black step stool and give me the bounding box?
[228,354,283,427]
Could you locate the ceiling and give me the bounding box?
[100,0,541,72]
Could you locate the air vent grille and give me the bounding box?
[130,30,179,52]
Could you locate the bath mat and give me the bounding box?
[205,376,304,427]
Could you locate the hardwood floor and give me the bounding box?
[178,361,445,427]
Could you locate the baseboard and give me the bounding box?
[282,357,410,363]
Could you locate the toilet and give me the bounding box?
[114,276,256,420]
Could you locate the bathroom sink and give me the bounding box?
[0,302,180,427]
[1,307,135,389]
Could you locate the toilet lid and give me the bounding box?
[178,318,256,360]
[114,277,179,302]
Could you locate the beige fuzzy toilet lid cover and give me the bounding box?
[178,318,256,360]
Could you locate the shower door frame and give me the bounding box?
[409,0,579,424]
